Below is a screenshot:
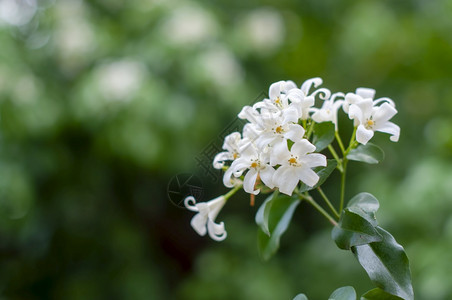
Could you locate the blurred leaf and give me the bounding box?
[329,286,357,300]
[293,293,309,300]
[352,227,413,300]
[299,159,337,192]
[347,143,384,164]
[361,288,404,300]
[312,122,335,151]
[255,190,279,236]
[258,195,300,260]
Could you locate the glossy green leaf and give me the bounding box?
[347,143,384,164]
[257,195,300,260]
[332,193,382,249]
[346,193,379,227]
[352,227,414,300]
[312,121,335,151]
[293,293,309,300]
[299,159,337,192]
[255,190,279,236]
[361,288,404,300]
[329,286,357,300]
[332,210,382,250]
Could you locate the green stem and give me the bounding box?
[339,158,348,213]
[335,131,346,154]
[344,126,358,156]
[306,121,315,140]
[224,184,242,200]
[317,187,340,219]
[297,193,337,226]
[328,145,343,172]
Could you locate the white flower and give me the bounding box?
[213,132,244,169]
[272,140,327,195]
[343,88,375,113]
[223,144,275,194]
[348,99,400,145]
[311,92,345,130]
[184,195,227,241]
[287,77,331,120]
[253,80,300,124]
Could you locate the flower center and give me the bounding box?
[275,126,283,134]
[288,156,300,166]
[251,162,258,168]
[233,152,239,159]
[275,97,281,105]
[365,119,374,129]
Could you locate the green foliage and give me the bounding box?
[347,143,384,164]
[361,288,404,300]
[332,194,413,300]
[293,293,309,300]
[353,227,413,300]
[329,286,357,300]
[312,122,335,151]
[256,193,300,260]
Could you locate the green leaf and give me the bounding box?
[332,193,383,249]
[299,159,337,192]
[352,227,414,300]
[347,143,384,164]
[293,294,309,300]
[257,195,300,260]
[346,193,379,227]
[329,286,357,300]
[332,210,382,250]
[255,190,279,236]
[312,121,335,151]
[361,288,404,300]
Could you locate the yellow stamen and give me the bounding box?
[275,126,283,134]
[251,162,258,168]
[289,158,297,165]
[366,119,374,129]
[233,153,238,159]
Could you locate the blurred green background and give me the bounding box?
[1,0,452,299]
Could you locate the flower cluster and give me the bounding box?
[184,78,400,241]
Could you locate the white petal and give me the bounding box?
[376,122,400,142]
[304,153,327,168]
[206,196,227,221]
[356,87,375,100]
[283,80,297,92]
[274,166,299,195]
[343,93,361,113]
[269,81,284,99]
[356,124,374,145]
[213,152,231,169]
[291,139,316,157]
[297,168,320,187]
[300,77,323,95]
[243,169,259,194]
[284,124,305,142]
[259,166,275,189]
[270,139,289,165]
[348,103,364,125]
[207,219,227,241]
[223,167,235,188]
[372,102,397,124]
[184,196,199,212]
[190,212,208,236]
[282,107,299,124]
